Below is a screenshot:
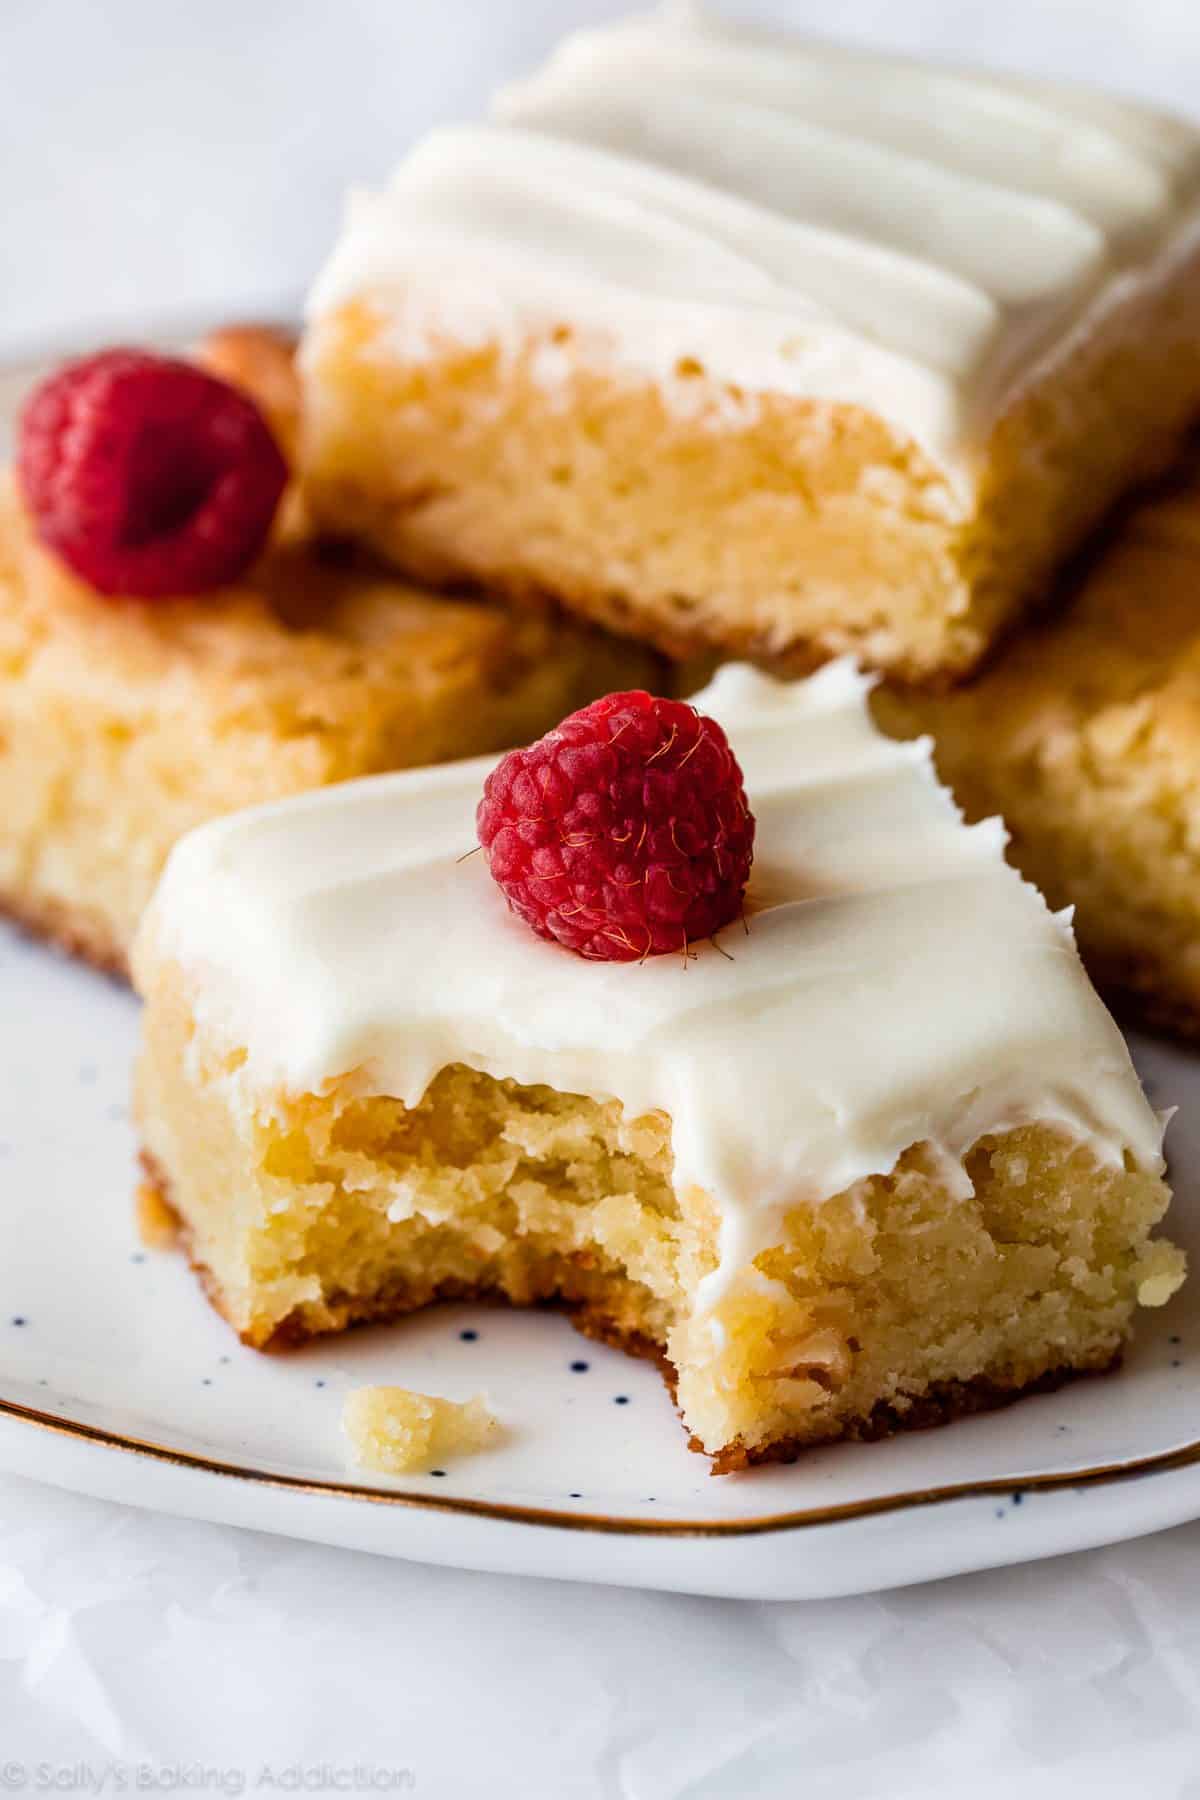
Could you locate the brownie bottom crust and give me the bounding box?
[0,887,128,981]
[139,1150,1126,1475]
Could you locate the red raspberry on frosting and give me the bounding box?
[477,690,755,961]
[17,348,288,597]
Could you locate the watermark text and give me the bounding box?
[0,1766,415,1795]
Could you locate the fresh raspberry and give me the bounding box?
[477,690,755,961]
[16,348,288,597]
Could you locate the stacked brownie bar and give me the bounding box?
[5,8,1198,1468]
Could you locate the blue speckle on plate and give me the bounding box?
[430,1469,446,1478]
[11,1317,26,1328]
[459,1329,479,1342]
[614,1394,630,1405]
[569,1360,589,1373]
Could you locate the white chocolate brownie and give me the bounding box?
[301,8,1200,682]
[133,663,1183,1468]
[0,331,659,973]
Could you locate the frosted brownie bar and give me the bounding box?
[301,8,1200,681]
[0,331,659,973]
[133,663,1183,1468]
[876,442,1200,1040]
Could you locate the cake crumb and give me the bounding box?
[1137,1246,1188,1308]
[135,1181,179,1251]
[342,1386,500,1474]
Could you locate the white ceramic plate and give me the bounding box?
[1,342,1198,1601]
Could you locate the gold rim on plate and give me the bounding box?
[4,1394,1199,1537]
[1,333,1194,1544]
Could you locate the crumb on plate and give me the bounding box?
[342,1386,500,1474]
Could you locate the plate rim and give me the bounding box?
[0,298,301,374]
[2,320,1197,1560]
[6,1390,1200,1538]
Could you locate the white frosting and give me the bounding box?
[141,663,1165,1313]
[305,5,1200,481]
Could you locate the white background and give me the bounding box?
[5,2,1200,1794]
[6,0,1200,351]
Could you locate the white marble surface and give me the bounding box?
[3,1473,1200,1796]
[5,0,1200,1791]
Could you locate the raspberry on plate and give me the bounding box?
[476,689,755,960]
[17,348,288,597]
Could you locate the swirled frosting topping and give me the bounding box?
[306,4,1200,473]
